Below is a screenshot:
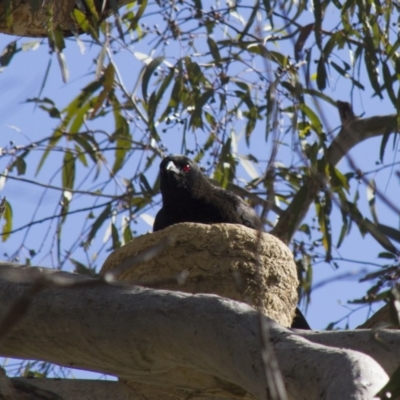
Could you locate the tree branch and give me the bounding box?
[299,329,400,375]
[271,104,398,243]
[0,265,390,400]
[1,372,133,400]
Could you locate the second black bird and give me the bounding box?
[154,154,310,330]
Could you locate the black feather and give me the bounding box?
[154,155,262,231]
[154,154,310,329]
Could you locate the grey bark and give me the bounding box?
[0,264,391,400]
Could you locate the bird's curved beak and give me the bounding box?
[165,160,181,175]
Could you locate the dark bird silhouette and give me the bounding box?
[154,154,310,330]
[154,155,262,231]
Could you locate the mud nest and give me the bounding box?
[101,223,298,327]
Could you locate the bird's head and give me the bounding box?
[159,155,205,199]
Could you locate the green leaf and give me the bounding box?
[47,22,69,83]
[48,25,65,53]
[238,0,258,41]
[69,98,93,133]
[266,50,288,67]
[90,63,115,118]
[95,44,108,81]
[378,252,397,259]
[323,32,339,58]
[382,62,397,105]
[139,173,153,195]
[86,204,112,246]
[379,124,396,163]
[316,56,327,90]
[336,209,349,249]
[59,81,103,137]
[38,58,52,100]
[73,8,91,33]
[234,90,258,143]
[312,0,323,49]
[112,98,131,175]
[363,219,398,254]
[295,23,314,61]
[1,199,12,242]
[207,37,222,65]
[74,144,88,167]
[262,0,271,14]
[123,224,133,244]
[73,8,99,41]
[129,0,148,30]
[62,150,75,190]
[298,224,311,236]
[302,89,336,106]
[81,0,99,20]
[213,138,234,188]
[73,133,101,165]
[185,57,208,89]
[35,129,63,176]
[11,156,27,175]
[376,224,400,245]
[190,89,214,129]
[72,0,100,41]
[298,103,323,135]
[350,289,391,304]
[280,183,310,237]
[63,81,103,130]
[235,81,251,92]
[329,165,350,192]
[70,258,97,276]
[330,61,364,89]
[148,66,175,131]
[111,223,121,250]
[163,60,184,114]
[26,97,61,119]
[130,197,146,207]
[193,0,203,18]
[316,195,332,260]
[242,43,270,59]
[364,32,382,97]
[0,41,18,67]
[142,56,165,101]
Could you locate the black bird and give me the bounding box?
[154,155,262,231]
[154,154,310,330]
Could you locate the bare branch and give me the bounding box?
[272,106,399,243]
[0,265,390,400]
[2,374,133,400]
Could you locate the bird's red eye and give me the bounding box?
[182,164,191,173]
